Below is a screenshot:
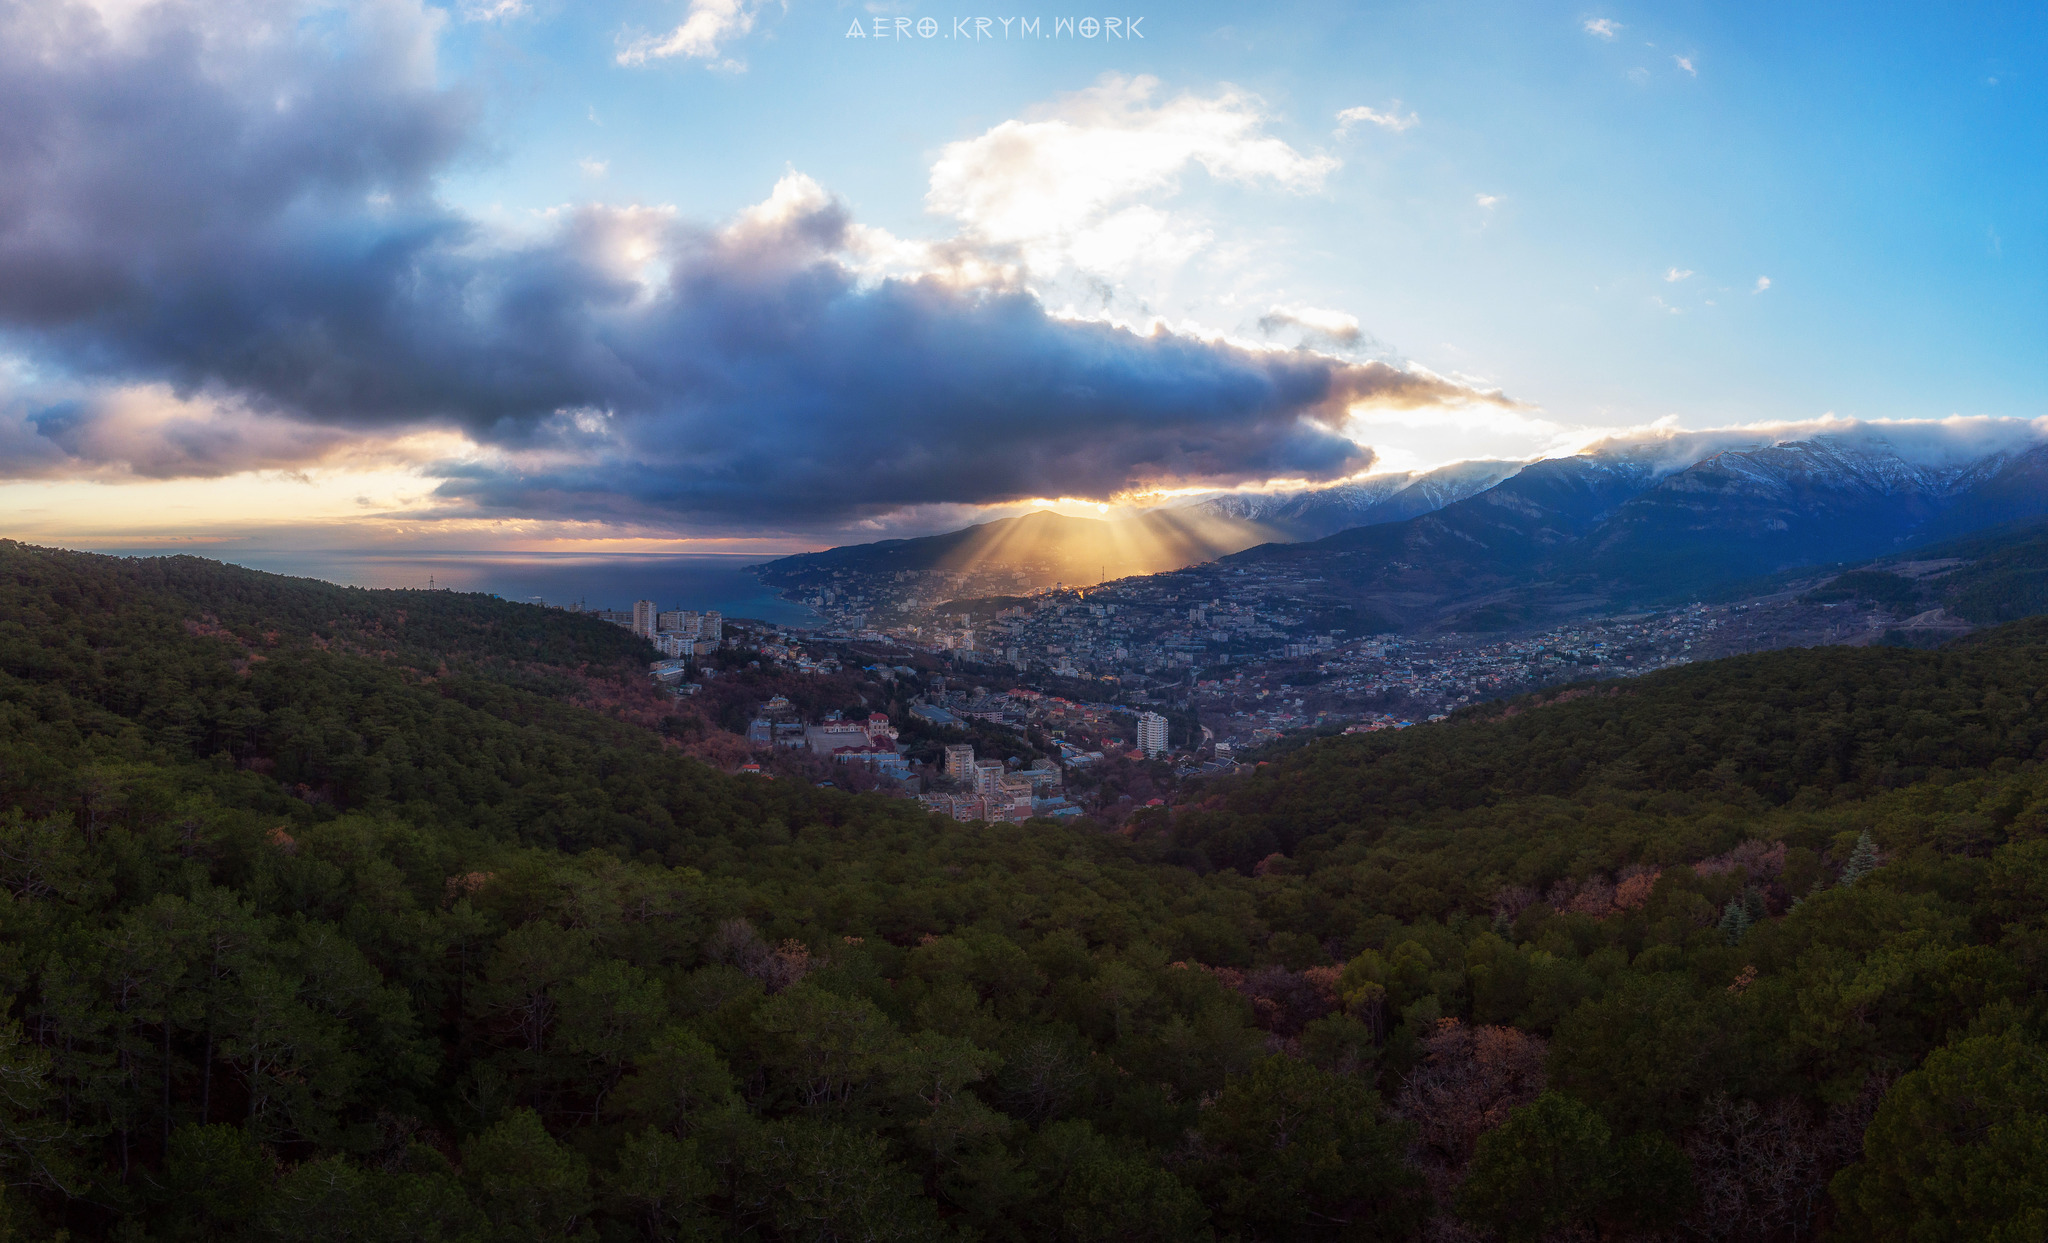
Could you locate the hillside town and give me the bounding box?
[585,601,725,658]
[598,561,1945,822]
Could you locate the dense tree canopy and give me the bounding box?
[3,539,2048,1239]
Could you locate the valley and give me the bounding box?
[6,538,2048,1239]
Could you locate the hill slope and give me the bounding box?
[1225,437,2048,630]
[755,507,1280,599]
[1184,459,1524,541]
[8,542,2048,1239]
[756,462,1524,609]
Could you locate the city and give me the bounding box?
[596,548,1947,822]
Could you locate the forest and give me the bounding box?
[2,538,2048,1240]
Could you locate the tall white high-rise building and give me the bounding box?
[1137,711,1170,758]
[632,600,657,638]
[974,759,1004,796]
[653,609,722,643]
[943,744,975,782]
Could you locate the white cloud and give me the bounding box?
[1583,18,1620,39]
[1574,415,2048,474]
[1673,55,1696,76]
[1627,67,1650,85]
[1345,394,1582,471]
[1260,304,1364,346]
[0,382,457,483]
[578,157,609,178]
[617,0,770,67]
[1664,267,1693,282]
[1753,275,1772,293]
[1334,103,1419,136]
[461,0,527,20]
[926,74,1338,281]
[1474,193,1500,208]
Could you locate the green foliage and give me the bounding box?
[735,1118,947,1243]
[1719,896,1753,944]
[268,1153,484,1243]
[160,1123,272,1239]
[607,1128,716,1241]
[1840,831,1880,887]
[1806,570,1923,612]
[1457,1092,1616,1239]
[1457,1091,1690,1240]
[1833,1029,2048,1241]
[1056,1148,1210,1242]
[1917,521,2048,625]
[1194,1056,1421,1240]
[461,1108,593,1242]
[6,542,2048,1237]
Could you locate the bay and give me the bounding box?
[91,548,820,627]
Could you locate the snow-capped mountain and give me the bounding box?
[1224,429,2048,630]
[763,421,2048,629]
[1579,438,2048,592]
[1182,459,1523,540]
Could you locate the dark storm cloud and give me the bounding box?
[0,0,1511,529]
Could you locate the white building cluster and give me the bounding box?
[623,600,724,658]
[920,742,1078,822]
[745,706,913,781]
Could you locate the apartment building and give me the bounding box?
[1137,711,1170,758]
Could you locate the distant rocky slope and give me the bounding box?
[760,432,2048,630]
[1225,437,2048,630]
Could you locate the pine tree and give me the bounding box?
[1840,832,1880,888]
[1742,886,1767,924]
[1719,899,1752,945]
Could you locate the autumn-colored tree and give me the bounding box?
[1682,1093,1867,1243]
[1396,1017,1548,1217]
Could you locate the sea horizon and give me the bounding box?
[79,546,823,628]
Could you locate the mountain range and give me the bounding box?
[755,460,1532,599]
[761,429,2048,629]
[753,507,1288,603]
[1179,459,1525,542]
[752,461,1533,600]
[1236,435,2048,630]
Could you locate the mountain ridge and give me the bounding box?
[758,429,2048,631]
[1216,435,2048,630]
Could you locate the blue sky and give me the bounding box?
[0,0,2041,550]
[442,0,2043,426]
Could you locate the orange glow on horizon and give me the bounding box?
[933,504,1283,587]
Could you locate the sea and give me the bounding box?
[95,548,821,628]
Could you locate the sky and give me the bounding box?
[0,0,2042,556]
